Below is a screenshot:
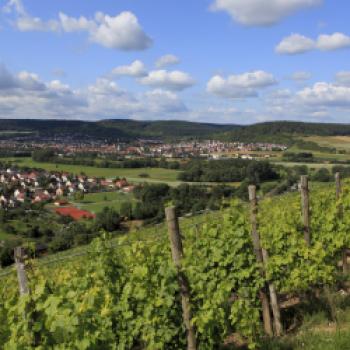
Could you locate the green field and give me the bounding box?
[304,135,350,151]
[0,157,181,185]
[71,191,136,214]
[272,161,337,169]
[0,231,17,241]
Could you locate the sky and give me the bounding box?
[0,0,350,124]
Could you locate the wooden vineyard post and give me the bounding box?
[261,249,283,336]
[336,172,348,274]
[301,176,311,246]
[335,172,341,201]
[14,247,40,346]
[14,247,29,295]
[165,207,197,350]
[248,186,274,337]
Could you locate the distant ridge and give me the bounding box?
[1,119,350,142]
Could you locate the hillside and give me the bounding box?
[219,121,350,144]
[1,182,350,349]
[3,119,350,142]
[0,119,238,141]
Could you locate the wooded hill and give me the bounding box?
[2,119,350,142]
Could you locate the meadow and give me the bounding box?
[71,191,136,214]
[0,157,181,185]
[304,135,350,152]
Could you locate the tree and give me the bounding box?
[95,207,121,232]
[120,202,132,219]
[32,149,55,162]
[312,168,331,182]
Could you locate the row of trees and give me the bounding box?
[32,150,181,170]
[178,159,279,183]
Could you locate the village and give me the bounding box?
[0,137,288,159]
[0,166,134,220]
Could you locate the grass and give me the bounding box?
[0,157,181,185]
[272,161,337,169]
[0,230,17,241]
[304,136,350,152]
[71,191,136,214]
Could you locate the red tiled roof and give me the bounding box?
[55,206,95,221]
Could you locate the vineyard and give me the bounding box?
[1,176,350,349]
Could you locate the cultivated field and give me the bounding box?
[0,157,181,185]
[71,191,136,214]
[304,135,350,151]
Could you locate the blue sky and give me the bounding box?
[0,0,350,124]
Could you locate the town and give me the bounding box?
[0,136,288,159]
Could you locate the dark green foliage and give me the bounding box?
[312,168,332,182]
[95,207,122,232]
[0,239,22,267]
[179,159,279,183]
[220,121,350,143]
[4,119,350,143]
[283,152,314,162]
[119,202,133,219]
[32,149,55,162]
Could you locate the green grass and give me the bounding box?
[0,230,17,241]
[304,136,350,152]
[0,157,181,184]
[71,191,136,214]
[272,161,337,169]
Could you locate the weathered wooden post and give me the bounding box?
[300,176,311,246]
[165,207,197,350]
[14,247,29,295]
[261,249,283,336]
[248,186,274,337]
[14,247,40,346]
[335,172,341,201]
[336,172,348,273]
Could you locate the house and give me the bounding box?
[122,185,135,193]
[56,188,64,197]
[33,192,51,203]
[54,199,69,207]
[55,207,96,221]
[116,179,129,188]
[14,189,26,202]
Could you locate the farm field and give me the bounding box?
[71,191,136,214]
[272,161,337,169]
[304,135,350,151]
[0,157,181,185]
[0,230,17,241]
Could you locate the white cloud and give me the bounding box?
[210,0,322,26]
[3,0,26,16]
[0,64,18,89]
[0,64,189,120]
[317,32,350,51]
[0,65,87,119]
[335,71,350,87]
[297,82,350,107]
[276,32,350,55]
[112,60,147,77]
[276,34,315,54]
[3,0,152,51]
[139,70,195,91]
[155,54,180,68]
[207,70,277,98]
[143,89,187,114]
[89,12,152,50]
[291,71,312,81]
